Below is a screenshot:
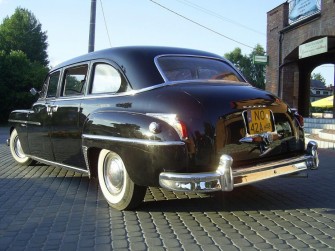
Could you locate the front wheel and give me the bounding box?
[9,129,33,165]
[98,149,147,210]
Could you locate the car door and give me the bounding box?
[27,71,60,161]
[50,64,88,169]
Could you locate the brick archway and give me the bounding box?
[266,1,335,117]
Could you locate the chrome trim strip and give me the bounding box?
[232,161,309,188]
[43,79,250,102]
[8,119,41,126]
[28,155,89,175]
[82,146,90,177]
[232,155,309,175]
[52,80,233,101]
[82,134,185,146]
[32,79,249,103]
[45,83,167,101]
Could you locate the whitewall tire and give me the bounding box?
[98,149,146,210]
[9,129,33,165]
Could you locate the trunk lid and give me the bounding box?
[176,81,305,168]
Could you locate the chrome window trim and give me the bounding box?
[44,70,62,99]
[46,80,251,102]
[89,60,129,95]
[62,64,90,97]
[82,134,185,146]
[47,82,172,101]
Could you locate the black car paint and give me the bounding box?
[8,46,305,187]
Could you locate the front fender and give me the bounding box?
[8,110,31,154]
[82,111,189,186]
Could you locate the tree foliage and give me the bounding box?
[224,44,266,90]
[311,72,326,85]
[0,7,48,66]
[0,8,49,123]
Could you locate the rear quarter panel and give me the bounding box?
[82,111,188,186]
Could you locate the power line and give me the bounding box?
[149,0,255,50]
[99,0,112,47]
[175,0,266,36]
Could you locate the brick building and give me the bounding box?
[266,0,335,116]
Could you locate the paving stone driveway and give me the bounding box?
[0,143,335,251]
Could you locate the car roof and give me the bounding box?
[52,46,224,90]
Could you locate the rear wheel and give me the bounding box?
[9,129,33,165]
[98,149,146,210]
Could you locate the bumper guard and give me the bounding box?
[159,141,319,193]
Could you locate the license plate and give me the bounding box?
[246,109,273,135]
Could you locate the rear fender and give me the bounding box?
[82,111,188,186]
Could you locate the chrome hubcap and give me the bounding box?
[103,153,124,195]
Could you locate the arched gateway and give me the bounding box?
[266,0,335,117]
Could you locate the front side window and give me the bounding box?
[46,71,60,98]
[63,65,88,96]
[156,56,245,83]
[91,64,125,94]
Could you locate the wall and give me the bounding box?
[266,0,335,115]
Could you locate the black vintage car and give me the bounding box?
[8,46,319,210]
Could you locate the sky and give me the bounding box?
[0,0,333,86]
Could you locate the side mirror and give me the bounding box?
[30,88,40,96]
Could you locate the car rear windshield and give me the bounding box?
[156,56,245,83]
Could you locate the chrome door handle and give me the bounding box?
[51,105,58,112]
[46,105,58,115]
[46,105,52,115]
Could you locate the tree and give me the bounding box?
[0,51,48,122]
[0,7,48,66]
[249,44,266,90]
[224,44,266,90]
[224,48,250,75]
[311,72,326,84]
[0,8,49,123]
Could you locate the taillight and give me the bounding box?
[293,110,304,127]
[173,120,188,140]
[147,113,188,140]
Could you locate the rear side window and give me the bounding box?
[46,71,60,98]
[63,65,88,96]
[91,64,125,94]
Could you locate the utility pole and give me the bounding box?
[88,0,97,53]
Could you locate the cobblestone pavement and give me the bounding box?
[0,143,335,251]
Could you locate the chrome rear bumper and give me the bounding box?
[159,141,319,193]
